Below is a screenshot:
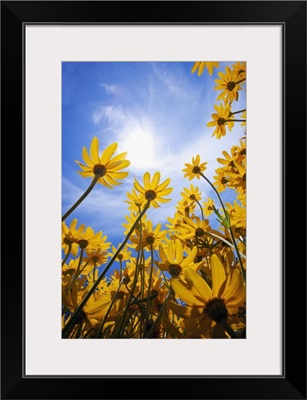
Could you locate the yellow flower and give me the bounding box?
[214,66,244,103]
[75,137,131,188]
[155,239,203,278]
[62,219,85,257]
[203,198,215,216]
[73,226,110,252]
[182,155,207,180]
[125,188,145,212]
[241,110,246,126]
[168,254,246,338]
[231,139,246,160]
[122,211,148,235]
[83,247,109,267]
[108,244,132,262]
[225,159,246,192]
[217,150,237,171]
[175,199,196,218]
[213,168,228,192]
[180,184,202,202]
[207,103,234,139]
[191,61,219,76]
[129,220,167,252]
[133,171,173,208]
[176,216,210,242]
[232,61,246,80]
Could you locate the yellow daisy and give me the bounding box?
[207,103,234,139]
[182,155,208,180]
[168,253,246,338]
[155,239,204,278]
[214,66,245,103]
[75,137,131,188]
[133,171,173,208]
[191,61,219,76]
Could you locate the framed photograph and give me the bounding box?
[1,1,306,399]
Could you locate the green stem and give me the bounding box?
[229,109,246,117]
[145,291,172,338]
[200,172,246,282]
[62,201,150,338]
[146,245,154,318]
[200,172,227,217]
[95,282,123,338]
[62,242,72,267]
[225,119,246,123]
[235,78,246,85]
[204,231,246,260]
[62,175,99,222]
[195,199,205,221]
[66,247,84,294]
[229,226,246,283]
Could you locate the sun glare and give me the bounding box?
[120,126,156,169]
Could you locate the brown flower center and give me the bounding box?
[217,118,226,126]
[146,236,155,245]
[221,177,228,185]
[227,81,236,91]
[195,227,205,237]
[93,164,106,177]
[192,166,201,174]
[205,297,228,323]
[145,190,157,201]
[169,264,182,278]
[78,239,89,249]
[190,194,196,200]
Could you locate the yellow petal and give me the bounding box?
[184,268,212,303]
[174,239,183,263]
[211,254,226,297]
[133,178,145,193]
[82,146,94,167]
[143,172,151,189]
[156,177,171,192]
[90,137,100,164]
[167,301,203,318]
[100,142,118,165]
[151,171,161,189]
[170,278,204,306]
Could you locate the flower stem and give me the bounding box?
[62,201,150,338]
[229,109,246,117]
[95,281,123,338]
[62,242,72,267]
[195,199,205,221]
[66,247,84,293]
[200,172,246,282]
[146,245,154,318]
[229,226,246,283]
[200,172,227,217]
[145,291,172,339]
[204,231,246,260]
[62,175,99,222]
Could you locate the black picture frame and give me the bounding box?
[1,1,306,399]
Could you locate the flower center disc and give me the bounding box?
[145,190,157,201]
[78,239,89,249]
[93,164,106,177]
[227,81,236,91]
[192,166,201,174]
[205,297,228,323]
[195,227,206,237]
[169,264,182,278]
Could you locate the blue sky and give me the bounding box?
[62,61,246,254]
